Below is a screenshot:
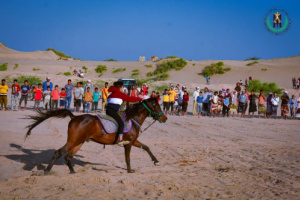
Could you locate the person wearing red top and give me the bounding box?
[156,92,161,102]
[60,88,67,109]
[34,83,43,110]
[182,91,189,116]
[11,79,20,111]
[51,85,60,110]
[142,84,148,95]
[106,81,142,146]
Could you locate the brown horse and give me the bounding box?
[25,98,167,174]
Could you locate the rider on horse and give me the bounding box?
[106,81,142,146]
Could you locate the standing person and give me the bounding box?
[177,86,184,115]
[42,77,53,110]
[281,91,289,119]
[102,82,109,113]
[289,95,297,119]
[143,91,150,100]
[83,87,93,113]
[136,84,141,94]
[266,93,273,118]
[271,92,279,119]
[162,89,170,115]
[92,87,101,113]
[197,92,204,118]
[73,82,82,112]
[192,87,200,116]
[83,80,93,111]
[18,80,30,111]
[296,94,300,119]
[206,76,210,84]
[257,90,267,118]
[235,82,241,95]
[59,88,67,109]
[11,79,20,111]
[150,91,156,98]
[182,91,189,116]
[217,91,224,117]
[238,90,248,118]
[156,92,161,102]
[248,90,257,118]
[202,87,210,116]
[130,85,138,97]
[106,81,142,146]
[79,82,84,112]
[51,85,60,110]
[297,79,300,90]
[34,83,43,110]
[0,79,9,111]
[43,86,51,110]
[210,91,219,117]
[64,79,75,110]
[142,83,148,96]
[292,77,296,89]
[222,95,230,117]
[249,76,252,82]
[229,90,238,117]
[168,86,177,115]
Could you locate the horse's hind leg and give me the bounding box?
[44,144,70,175]
[65,143,84,174]
[133,140,160,166]
[124,144,134,173]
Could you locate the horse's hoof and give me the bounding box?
[70,171,76,174]
[128,169,135,173]
[154,161,160,166]
[44,170,50,175]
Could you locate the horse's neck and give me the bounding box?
[131,107,148,126]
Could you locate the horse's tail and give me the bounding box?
[25,109,74,141]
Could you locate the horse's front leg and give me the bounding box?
[124,144,134,173]
[133,140,160,166]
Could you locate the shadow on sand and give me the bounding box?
[2,143,107,171]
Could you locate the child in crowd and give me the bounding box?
[143,91,150,100]
[150,91,156,98]
[223,95,230,117]
[211,91,219,117]
[162,89,170,115]
[19,80,30,111]
[51,85,60,110]
[84,87,93,113]
[197,91,204,118]
[34,83,42,110]
[182,91,189,116]
[73,82,82,112]
[11,79,20,111]
[43,86,51,110]
[92,87,101,113]
[60,88,67,109]
[156,92,161,102]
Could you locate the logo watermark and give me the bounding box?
[264,8,291,35]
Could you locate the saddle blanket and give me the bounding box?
[96,114,132,134]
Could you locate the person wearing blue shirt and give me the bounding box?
[223,96,230,117]
[289,95,298,118]
[18,80,30,111]
[197,92,204,117]
[238,90,248,118]
[42,77,53,92]
[64,79,75,110]
[92,87,101,113]
[202,87,211,116]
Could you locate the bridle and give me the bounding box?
[141,102,164,120]
[131,101,164,134]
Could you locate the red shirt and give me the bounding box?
[11,84,20,95]
[35,88,42,100]
[142,87,148,95]
[51,90,60,100]
[183,94,189,104]
[60,92,66,100]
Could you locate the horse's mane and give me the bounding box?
[125,98,157,120]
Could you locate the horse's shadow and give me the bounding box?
[2,143,107,171]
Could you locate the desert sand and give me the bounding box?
[0,45,300,199]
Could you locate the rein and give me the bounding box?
[131,101,164,134]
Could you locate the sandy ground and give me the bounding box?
[0,45,300,199]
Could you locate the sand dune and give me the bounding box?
[0,46,300,199]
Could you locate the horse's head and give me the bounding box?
[142,98,167,123]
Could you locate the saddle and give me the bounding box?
[96,113,132,134]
